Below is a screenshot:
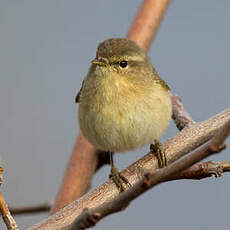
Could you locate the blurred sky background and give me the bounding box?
[0,0,229,229]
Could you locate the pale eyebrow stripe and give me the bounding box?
[126,55,145,62]
[109,54,145,63]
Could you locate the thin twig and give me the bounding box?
[171,95,195,130]
[0,167,19,230]
[9,202,51,215]
[172,160,229,180]
[0,192,19,230]
[29,109,230,230]
[69,121,230,229]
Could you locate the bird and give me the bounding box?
[75,38,172,191]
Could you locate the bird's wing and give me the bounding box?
[152,67,170,91]
[75,80,84,103]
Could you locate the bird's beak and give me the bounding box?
[91,58,107,66]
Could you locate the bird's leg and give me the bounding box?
[109,152,131,192]
[150,140,168,168]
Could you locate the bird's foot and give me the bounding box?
[109,166,131,192]
[150,140,168,168]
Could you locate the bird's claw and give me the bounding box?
[109,167,131,192]
[150,140,168,168]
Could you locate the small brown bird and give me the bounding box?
[76,38,172,191]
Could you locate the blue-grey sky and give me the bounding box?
[0,1,229,229]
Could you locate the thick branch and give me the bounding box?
[29,109,230,230]
[51,0,172,214]
[5,160,229,216]
[69,120,230,230]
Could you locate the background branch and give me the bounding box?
[50,135,99,214]
[9,202,50,216]
[127,0,171,51]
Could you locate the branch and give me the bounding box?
[127,0,171,51]
[172,160,230,180]
[171,95,195,130]
[50,134,100,214]
[0,192,19,230]
[9,202,50,215]
[51,0,172,214]
[5,159,229,217]
[4,160,228,217]
[29,109,230,230]
[0,167,19,230]
[69,120,230,230]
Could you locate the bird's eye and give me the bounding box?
[119,60,128,68]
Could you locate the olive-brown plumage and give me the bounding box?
[76,38,172,191]
[76,38,171,153]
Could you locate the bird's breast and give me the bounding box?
[78,77,172,152]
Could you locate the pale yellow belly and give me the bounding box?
[78,88,172,153]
